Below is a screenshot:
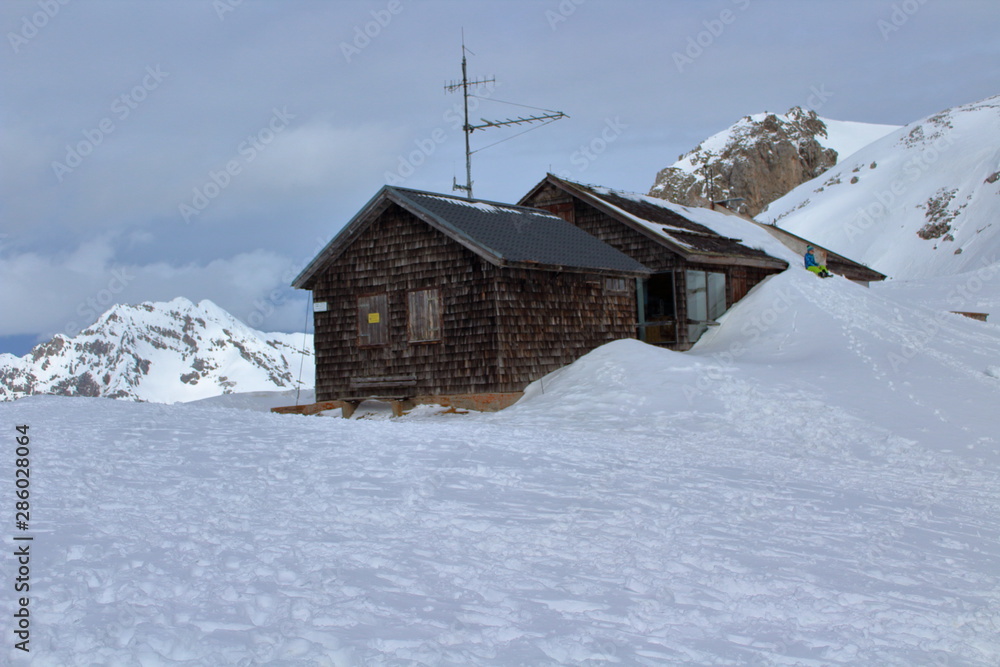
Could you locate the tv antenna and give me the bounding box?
[445,36,567,199]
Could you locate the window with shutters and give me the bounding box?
[357,293,388,347]
[408,288,441,343]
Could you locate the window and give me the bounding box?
[604,277,630,294]
[408,288,441,343]
[685,270,726,342]
[357,293,388,346]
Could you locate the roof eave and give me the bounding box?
[498,258,650,277]
[750,220,887,280]
[683,252,789,271]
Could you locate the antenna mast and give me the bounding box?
[445,37,567,199]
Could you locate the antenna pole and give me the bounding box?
[444,36,565,199]
[461,46,473,198]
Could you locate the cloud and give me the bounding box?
[0,238,309,341]
[227,118,407,193]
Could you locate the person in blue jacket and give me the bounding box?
[804,246,832,278]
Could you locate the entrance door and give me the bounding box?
[639,272,677,346]
[357,293,388,347]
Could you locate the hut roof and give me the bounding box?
[521,175,790,270]
[293,186,650,289]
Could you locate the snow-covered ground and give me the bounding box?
[4,270,1000,665]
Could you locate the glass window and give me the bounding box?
[685,270,726,343]
[707,272,727,320]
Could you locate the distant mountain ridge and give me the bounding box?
[0,297,314,403]
[648,107,899,216]
[758,94,1000,279]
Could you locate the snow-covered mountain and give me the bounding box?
[0,297,313,403]
[649,106,899,216]
[759,95,1000,280]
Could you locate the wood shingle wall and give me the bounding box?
[311,204,500,401]
[493,268,637,391]
[309,203,639,401]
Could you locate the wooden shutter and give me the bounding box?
[357,293,388,346]
[408,289,441,343]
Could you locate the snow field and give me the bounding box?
[4,270,1000,665]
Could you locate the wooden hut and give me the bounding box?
[520,174,790,349]
[289,185,650,414]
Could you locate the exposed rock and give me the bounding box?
[649,107,839,216]
[917,188,961,240]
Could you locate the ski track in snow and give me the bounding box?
[5,388,999,666]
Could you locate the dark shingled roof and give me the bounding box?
[293,186,650,289]
[559,180,784,265]
[395,189,649,272]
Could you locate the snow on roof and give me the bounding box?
[578,183,798,265]
[419,193,533,216]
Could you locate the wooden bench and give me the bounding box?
[349,375,417,390]
[341,376,419,417]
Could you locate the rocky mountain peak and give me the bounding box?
[649,106,842,216]
[1,298,313,403]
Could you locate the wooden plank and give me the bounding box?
[408,288,441,342]
[952,311,989,322]
[350,375,418,389]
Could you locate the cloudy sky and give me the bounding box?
[2,0,998,355]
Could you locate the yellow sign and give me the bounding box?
[367,312,380,324]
